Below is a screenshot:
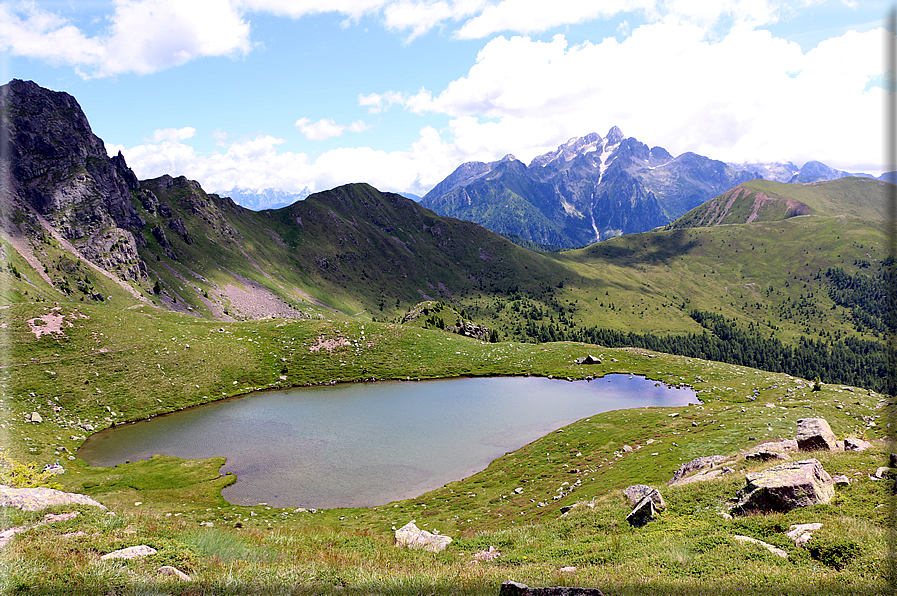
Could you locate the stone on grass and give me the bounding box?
[157,565,192,581]
[473,546,501,561]
[623,485,665,509]
[101,545,157,560]
[871,467,893,480]
[0,485,106,512]
[574,355,601,365]
[394,521,452,553]
[832,475,851,486]
[736,459,834,514]
[26,412,42,423]
[844,437,873,452]
[626,495,656,527]
[744,450,790,462]
[733,535,788,559]
[786,523,823,546]
[499,580,605,596]
[668,455,728,485]
[796,418,838,452]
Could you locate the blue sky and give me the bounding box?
[1,0,892,197]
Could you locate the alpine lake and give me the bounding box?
[78,375,696,508]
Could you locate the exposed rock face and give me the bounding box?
[796,418,838,451]
[0,485,106,511]
[668,455,728,484]
[394,521,452,553]
[844,437,872,452]
[623,485,665,509]
[736,459,834,514]
[2,79,146,281]
[101,545,157,560]
[626,495,657,527]
[499,581,605,596]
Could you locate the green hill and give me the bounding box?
[669,177,888,228]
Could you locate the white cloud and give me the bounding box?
[295,118,372,140]
[149,127,197,142]
[0,0,250,78]
[375,19,885,173]
[112,125,458,196]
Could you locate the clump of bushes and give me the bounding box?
[808,537,862,570]
[0,449,62,489]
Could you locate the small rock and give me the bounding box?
[832,475,851,486]
[574,355,601,365]
[26,412,42,423]
[786,522,823,546]
[871,467,893,480]
[559,566,577,573]
[157,565,192,581]
[101,545,157,560]
[394,521,452,553]
[733,535,788,559]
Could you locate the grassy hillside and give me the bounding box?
[0,292,891,594]
[669,177,888,229]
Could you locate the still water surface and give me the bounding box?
[78,375,696,508]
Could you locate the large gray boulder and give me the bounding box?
[796,418,838,451]
[626,495,657,527]
[0,485,106,512]
[736,459,834,514]
[394,521,452,553]
[623,485,665,509]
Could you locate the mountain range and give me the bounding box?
[420,127,884,250]
[2,78,891,354]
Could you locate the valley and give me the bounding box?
[0,79,893,594]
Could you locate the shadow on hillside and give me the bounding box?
[583,229,700,268]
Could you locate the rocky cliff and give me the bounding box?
[2,79,147,284]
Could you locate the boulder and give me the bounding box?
[499,581,605,596]
[622,485,665,509]
[796,418,838,452]
[736,459,834,514]
[626,495,656,527]
[26,412,43,423]
[668,455,728,485]
[101,545,157,560]
[844,437,873,452]
[574,355,601,365]
[0,485,106,512]
[394,521,452,553]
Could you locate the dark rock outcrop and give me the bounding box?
[2,79,146,280]
[500,581,605,596]
[623,485,665,509]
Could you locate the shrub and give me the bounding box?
[808,537,862,570]
[0,449,62,489]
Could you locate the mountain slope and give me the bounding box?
[421,128,759,249]
[669,177,889,229]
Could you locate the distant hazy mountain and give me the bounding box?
[421,128,756,249]
[225,187,311,211]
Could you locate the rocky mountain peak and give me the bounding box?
[2,79,147,282]
[605,126,625,145]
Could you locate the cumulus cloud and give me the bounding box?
[0,0,251,78]
[372,19,885,173]
[295,118,372,141]
[111,125,460,196]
